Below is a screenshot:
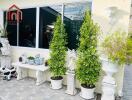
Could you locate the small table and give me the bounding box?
[12,62,49,85]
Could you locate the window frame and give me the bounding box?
[2,1,92,49]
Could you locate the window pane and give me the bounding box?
[39,5,62,49]
[19,8,36,47]
[4,12,17,46]
[64,2,92,49]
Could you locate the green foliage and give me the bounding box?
[0,21,8,37]
[49,16,67,78]
[76,11,101,87]
[28,56,34,60]
[126,34,132,64]
[101,30,127,65]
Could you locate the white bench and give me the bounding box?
[12,62,49,85]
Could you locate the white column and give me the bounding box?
[17,22,19,46]
[0,9,4,28]
[65,71,77,95]
[35,7,40,48]
[61,4,64,23]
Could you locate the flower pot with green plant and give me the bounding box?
[100,30,127,83]
[76,11,101,99]
[100,30,127,100]
[28,56,35,65]
[49,16,67,89]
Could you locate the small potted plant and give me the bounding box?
[76,11,101,99]
[49,16,67,89]
[28,56,35,65]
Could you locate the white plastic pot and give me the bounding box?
[80,85,95,99]
[50,77,63,89]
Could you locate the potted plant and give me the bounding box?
[100,30,127,79]
[49,16,67,89]
[76,11,101,99]
[100,30,128,100]
[27,56,35,65]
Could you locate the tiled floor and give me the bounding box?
[0,77,100,100]
[1,73,129,100]
[122,65,132,100]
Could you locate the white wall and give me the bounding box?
[0,0,91,10]
[129,6,132,32]
[92,0,131,34]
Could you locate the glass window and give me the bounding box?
[19,8,36,47]
[64,2,92,49]
[4,8,36,47]
[4,12,17,46]
[39,5,62,49]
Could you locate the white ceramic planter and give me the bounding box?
[102,59,118,84]
[80,86,95,99]
[50,77,63,89]
[101,58,118,100]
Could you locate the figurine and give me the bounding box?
[21,53,27,64]
[67,49,77,73]
[0,38,10,55]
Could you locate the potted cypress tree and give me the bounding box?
[76,11,101,99]
[49,16,67,89]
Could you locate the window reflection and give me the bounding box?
[39,6,62,49]
[64,2,92,49]
[4,12,17,46]
[19,8,36,47]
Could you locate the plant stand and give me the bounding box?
[101,60,118,100]
[101,82,116,100]
[66,49,77,95]
[65,71,77,95]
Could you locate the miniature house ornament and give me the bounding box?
[65,49,77,95]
